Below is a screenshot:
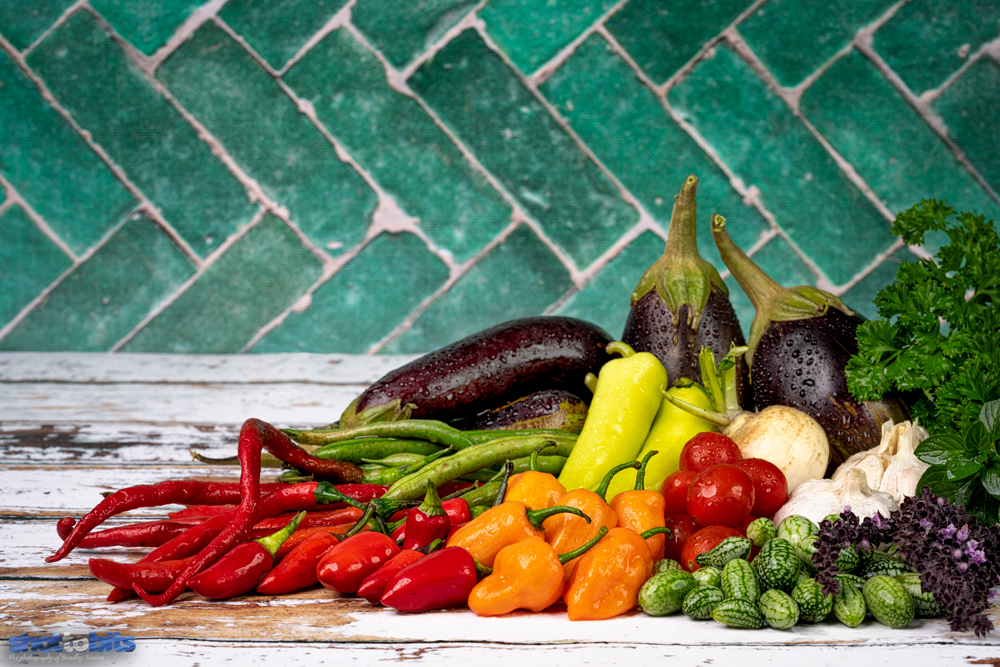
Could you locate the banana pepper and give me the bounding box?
[557,342,667,492]
[609,451,667,561]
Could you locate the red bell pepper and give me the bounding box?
[380,547,480,612]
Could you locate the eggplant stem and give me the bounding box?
[661,389,732,428]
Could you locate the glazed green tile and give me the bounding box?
[738,0,895,87]
[123,215,323,353]
[158,23,376,253]
[0,204,72,329]
[668,45,895,285]
[541,33,768,271]
[801,50,1000,224]
[723,234,817,338]
[873,0,1000,94]
[553,230,664,338]
[605,0,751,85]
[252,232,449,353]
[383,225,572,353]
[90,0,200,55]
[933,56,1000,195]
[219,0,350,70]
[28,11,255,257]
[0,48,137,254]
[284,28,510,262]
[840,254,903,321]
[479,0,617,74]
[351,0,477,69]
[0,213,195,351]
[409,29,638,268]
[0,0,75,51]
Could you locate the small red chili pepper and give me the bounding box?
[391,498,470,545]
[256,532,339,596]
[402,484,450,551]
[380,546,482,612]
[187,511,306,600]
[168,505,235,520]
[252,507,363,533]
[273,523,358,561]
[356,549,424,604]
[89,556,195,593]
[316,531,400,595]
[57,518,192,549]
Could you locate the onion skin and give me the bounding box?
[725,405,829,493]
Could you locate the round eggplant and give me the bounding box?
[622,175,751,406]
[339,317,611,428]
[711,215,909,471]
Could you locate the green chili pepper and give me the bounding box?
[285,420,474,451]
[557,342,667,492]
[311,438,445,463]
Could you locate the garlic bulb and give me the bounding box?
[831,420,929,503]
[773,468,899,526]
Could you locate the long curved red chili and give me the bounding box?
[90,556,195,593]
[261,429,364,483]
[56,519,192,549]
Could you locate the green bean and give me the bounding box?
[312,438,445,463]
[382,434,575,501]
[463,429,578,446]
[458,480,504,508]
[361,452,431,467]
[360,447,452,486]
[286,420,474,450]
[457,455,567,481]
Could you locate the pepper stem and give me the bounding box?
[529,442,556,472]
[525,505,592,531]
[492,461,515,507]
[606,341,637,359]
[584,372,599,394]
[661,390,732,428]
[557,526,609,564]
[640,526,673,540]
[255,511,306,558]
[313,482,367,509]
[337,503,377,539]
[634,451,658,491]
[474,559,493,580]
[416,481,446,518]
[595,461,642,500]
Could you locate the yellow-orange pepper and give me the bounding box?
[467,528,608,616]
[564,526,671,621]
[446,501,590,568]
[609,451,667,561]
[504,444,566,510]
[543,462,636,578]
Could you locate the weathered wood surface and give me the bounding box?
[3,352,1000,666]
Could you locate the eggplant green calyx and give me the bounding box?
[711,214,853,364]
[630,175,728,332]
[339,397,415,429]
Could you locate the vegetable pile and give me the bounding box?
[46,183,1000,635]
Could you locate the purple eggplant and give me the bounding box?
[339,317,611,428]
[622,175,751,405]
[451,389,588,433]
[711,214,909,471]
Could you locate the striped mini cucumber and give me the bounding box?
[721,558,761,603]
[833,577,867,628]
[682,585,725,620]
[654,558,684,574]
[860,557,913,580]
[796,535,860,574]
[776,515,818,547]
[758,589,799,630]
[791,577,833,622]
[836,573,865,590]
[696,536,752,568]
[895,573,942,618]
[640,569,696,617]
[746,517,777,548]
[863,575,915,629]
[693,565,722,588]
[753,537,800,593]
[712,599,766,629]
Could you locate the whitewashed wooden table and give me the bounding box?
[3,352,1000,666]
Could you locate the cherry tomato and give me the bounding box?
[679,432,742,473]
[663,513,697,563]
[735,458,788,518]
[680,525,742,572]
[686,464,755,528]
[660,470,697,516]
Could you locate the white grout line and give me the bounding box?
[397,1,491,80]
[0,197,13,218]
[143,0,229,75]
[919,34,1000,104]
[21,0,88,58]
[527,0,629,87]
[0,27,204,268]
[276,0,355,76]
[109,206,270,353]
[0,175,78,263]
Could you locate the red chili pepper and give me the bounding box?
[402,484,450,552]
[252,507,363,533]
[89,556,195,593]
[186,512,305,600]
[256,531,340,596]
[272,523,358,561]
[57,518,192,549]
[380,547,480,612]
[168,505,235,520]
[316,532,400,595]
[261,429,364,483]
[356,549,423,604]
[391,498,470,546]
[332,484,389,503]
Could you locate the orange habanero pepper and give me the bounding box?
[609,451,667,561]
[446,501,590,568]
[504,444,566,510]
[543,461,637,577]
[468,528,608,616]
[564,526,672,621]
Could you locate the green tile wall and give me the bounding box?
[1,2,997,355]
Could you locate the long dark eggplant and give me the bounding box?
[622,175,751,405]
[339,317,612,428]
[450,389,588,434]
[711,214,909,471]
